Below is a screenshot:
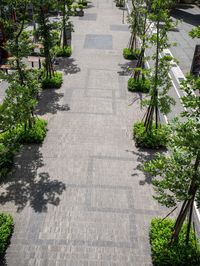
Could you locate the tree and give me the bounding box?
[0,0,42,134]
[0,0,33,83]
[127,0,142,51]
[144,75,200,244]
[33,0,59,78]
[58,0,74,48]
[0,70,41,133]
[142,0,175,131]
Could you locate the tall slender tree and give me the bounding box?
[144,75,200,244]
[33,0,59,78]
[142,0,175,131]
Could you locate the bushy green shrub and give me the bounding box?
[150,218,200,266]
[18,118,48,144]
[0,132,19,179]
[42,71,63,89]
[0,143,15,179]
[123,48,140,60]
[54,45,72,57]
[0,119,47,178]
[128,78,150,93]
[78,0,87,7]
[116,0,124,7]
[133,122,169,149]
[0,213,14,256]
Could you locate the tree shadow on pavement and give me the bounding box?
[126,147,167,185]
[118,60,138,76]
[128,92,147,107]
[0,145,66,213]
[35,89,70,115]
[55,58,81,75]
[170,8,200,27]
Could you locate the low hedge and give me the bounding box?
[0,143,15,179]
[123,48,140,60]
[54,46,72,57]
[128,77,150,93]
[0,119,47,179]
[133,122,169,149]
[0,213,14,257]
[0,131,20,179]
[150,218,200,266]
[116,0,124,7]
[78,0,87,7]
[42,71,63,89]
[18,118,48,144]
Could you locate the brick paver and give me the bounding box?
[0,1,169,265]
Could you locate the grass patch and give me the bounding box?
[128,77,150,93]
[150,218,200,266]
[0,213,14,257]
[133,122,169,149]
[42,72,63,89]
[123,48,140,60]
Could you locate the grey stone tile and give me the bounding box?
[79,13,97,21]
[84,34,113,50]
[110,25,129,31]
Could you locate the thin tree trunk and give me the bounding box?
[186,196,194,245]
[170,152,200,244]
[62,2,67,48]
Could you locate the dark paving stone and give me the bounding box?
[84,34,113,50]
[110,25,129,31]
[79,13,97,21]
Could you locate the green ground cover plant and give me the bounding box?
[133,122,169,149]
[18,118,48,144]
[0,213,14,257]
[42,71,63,89]
[123,48,140,60]
[128,77,150,93]
[54,45,72,57]
[150,218,200,266]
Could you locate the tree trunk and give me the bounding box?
[170,152,200,244]
[143,20,160,131]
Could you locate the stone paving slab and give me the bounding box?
[0,1,170,265]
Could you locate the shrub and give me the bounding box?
[0,143,15,179]
[0,213,14,257]
[0,133,19,179]
[123,48,140,60]
[18,118,48,144]
[42,71,63,89]
[133,122,169,149]
[150,218,200,266]
[54,46,72,57]
[128,78,150,93]
[116,0,124,7]
[78,0,87,7]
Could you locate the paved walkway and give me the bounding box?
[0,1,169,265]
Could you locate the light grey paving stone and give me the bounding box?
[84,34,113,50]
